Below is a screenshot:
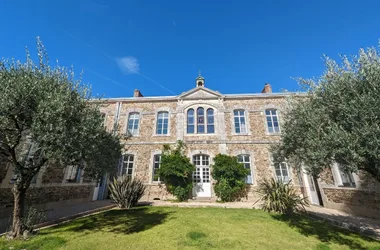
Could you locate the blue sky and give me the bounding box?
[1,0,380,97]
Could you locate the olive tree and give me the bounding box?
[0,38,122,238]
[275,43,380,191]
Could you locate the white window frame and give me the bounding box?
[331,163,356,187]
[127,112,140,136]
[66,165,82,183]
[274,162,290,183]
[233,109,247,134]
[185,106,215,135]
[156,111,169,135]
[121,154,134,177]
[265,109,280,134]
[237,154,253,184]
[152,154,161,182]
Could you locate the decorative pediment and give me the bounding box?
[177,87,224,100]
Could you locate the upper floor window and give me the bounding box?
[121,154,134,177]
[187,109,195,134]
[127,112,140,136]
[207,109,215,133]
[153,154,161,182]
[234,110,247,134]
[156,111,169,135]
[187,107,215,134]
[265,109,280,133]
[237,154,252,184]
[274,162,289,183]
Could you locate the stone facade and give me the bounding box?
[101,77,304,204]
[100,75,380,218]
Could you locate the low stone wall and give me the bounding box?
[322,187,380,218]
[0,185,94,209]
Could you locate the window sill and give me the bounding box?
[152,134,171,137]
[231,133,251,136]
[185,133,217,136]
[266,132,281,136]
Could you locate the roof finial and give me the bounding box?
[198,70,201,77]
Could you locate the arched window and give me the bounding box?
[187,109,195,134]
[265,109,280,133]
[197,107,205,133]
[237,154,252,184]
[121,154,134,177]
[156,111,169,135]
[127,112,140,136]
[233,109,247,134]
[207,109,214,134]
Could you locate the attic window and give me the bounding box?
[197,81,203,87]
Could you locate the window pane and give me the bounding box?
[207,125,214,133]
[187,125,194,134]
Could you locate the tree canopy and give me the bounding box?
[0,38,122,238]
[275,44,380,183]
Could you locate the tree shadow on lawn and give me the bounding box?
[271,213,379,250]
[44,206,172,235]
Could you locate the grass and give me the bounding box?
[1,206,380,250]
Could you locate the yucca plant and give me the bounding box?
[255,178,308,214]
[108,176,146,209]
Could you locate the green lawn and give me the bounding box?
[1,206,379,250]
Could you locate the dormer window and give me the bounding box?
[187,107,215,134]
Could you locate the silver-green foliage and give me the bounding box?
[21,207,46,234]
[275,43,380,182]
[255,179,308,214]
[0,37,122,238]
[108,176,146,209]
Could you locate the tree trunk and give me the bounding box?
[10,187,26,239]
[313,175,324,207]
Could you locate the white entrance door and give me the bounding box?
[192,155,211,197]
[307,175,320,205]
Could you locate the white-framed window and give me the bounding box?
[265,109,280,133]
[187,109,195,134]
[152,154,161,182]
[127,112,140,136]
[187,107,215,134]
[121,154,134,177]
[156,111,169,135]
[207,108,215,133]
[233,110,247,134]
[274,162,289,183]
[339,168,356,187]
[66,165,82,183]
[237,154,252,184]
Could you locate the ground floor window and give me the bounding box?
[339,167,356,187]
[274,162,289,183]
[237,154,252,184]
[121,154,134,177]
[153,154,161,182]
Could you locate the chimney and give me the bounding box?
[133,89,143,97]
[261,83,272,93]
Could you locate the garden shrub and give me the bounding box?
[255,178,308,214]
[211,154,249,202]
[108,176,146,209]
[159,141,195,201]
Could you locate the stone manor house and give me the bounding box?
[1,74,380,222]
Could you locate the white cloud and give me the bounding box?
[117,56,140,74]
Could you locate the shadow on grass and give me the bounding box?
[44,206,172,235]
[272,213,378,250]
